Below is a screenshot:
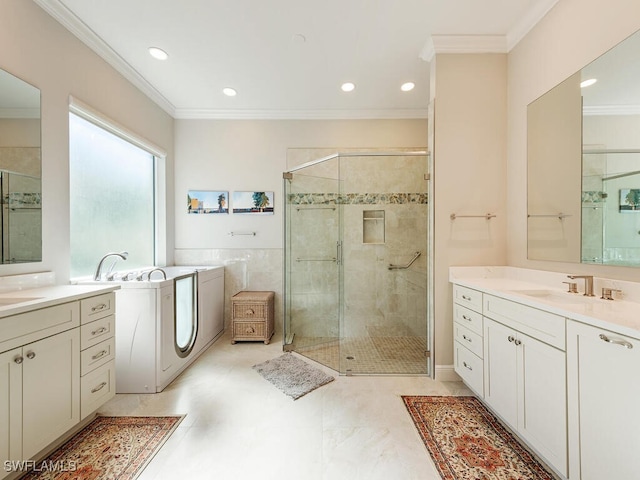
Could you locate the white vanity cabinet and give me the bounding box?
[0,287,117,479]
[566,321,640,480]
[483,294,567,477]
[452,285,484,396]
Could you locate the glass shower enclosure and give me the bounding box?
[284,151,430,375]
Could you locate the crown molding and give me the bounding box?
[173,108,429,120]
[420,35,507,62]
[583,105,640,116]
[33,0,176,117]
[507,0,561,50]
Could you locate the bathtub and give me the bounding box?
[76,265,224,393]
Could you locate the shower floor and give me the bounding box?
[294,335,428,375]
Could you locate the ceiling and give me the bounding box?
[34,0,559,119]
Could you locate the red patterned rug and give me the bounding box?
[403,396,556,480]
[19,416,184,480]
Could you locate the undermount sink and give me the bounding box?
[0,297,43,306]
[508,289,594,304]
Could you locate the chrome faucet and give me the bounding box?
[147,268,167,281]
[567,275,595,297]
[94,251,128,281]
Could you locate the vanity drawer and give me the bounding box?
[81,337,115,376]
[80,359,115,419]
[453,304,483,336]
[484,294,565,350]
[81,293,115,324]
[454,341,484,396]
[453,285,483,313]
[454,322,483,358]
[80,315,115,349]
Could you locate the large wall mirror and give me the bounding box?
[527,28,640,267]
[0,68,41,263]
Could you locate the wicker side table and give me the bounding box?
[231,291,275,344]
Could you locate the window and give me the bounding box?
[69,112,156,278]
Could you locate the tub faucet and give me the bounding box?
[147,268,167,281]
[567,275,595,296]
[94,251,128,281]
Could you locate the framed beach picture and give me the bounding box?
[619,188,640,212]
[187,190,229,214]
[232,191,274,214]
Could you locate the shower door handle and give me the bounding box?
[336,241,343,265]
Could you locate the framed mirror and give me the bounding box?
[527,29,640,267]
[0,69,41,263]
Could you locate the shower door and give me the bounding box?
[284,155,342,371]
[284,151,430,375]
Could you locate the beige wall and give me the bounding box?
[507,0,640,281]
[0,0,175,280]
[432,54,508,368]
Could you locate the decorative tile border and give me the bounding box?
[288,192,428,205]
[582,191,606,203]
[7,192,41,207]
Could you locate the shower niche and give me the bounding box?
[283,150,430,375]
[363,210,385,244]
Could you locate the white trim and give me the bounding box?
[435,364,461,382]
[68,95,167,158]
[507,0,561,51]
[173,108,429,120]
[583,105,640,116]
[421,35,508,61]
[34,0,176,117]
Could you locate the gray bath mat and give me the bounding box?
[252,353,335,400]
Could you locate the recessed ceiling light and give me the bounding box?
[580,78,597,88]
[223,87,237,97]
[341,82,356,92]
[401,82,415,92]
[148,47,168,60]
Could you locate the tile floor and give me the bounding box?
[100,331,472,480]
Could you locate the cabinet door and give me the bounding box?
[518,332,567,476]
[567,321,640,480]
[0,348,22,474]
[483,318,518,427]
[21,329,80,460]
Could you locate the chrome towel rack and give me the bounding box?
[296,257,337,262]
[528,213,572,220]
[450,213,496,220]
[228,231,256,236]
[388,251,421,270]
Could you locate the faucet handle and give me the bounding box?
[562,281,578,293]
[601,287,622,300]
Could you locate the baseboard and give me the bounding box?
[435,364,462,382]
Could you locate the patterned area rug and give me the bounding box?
[253,353,335,400]
[20,415,184,480]
[402,396,556,480]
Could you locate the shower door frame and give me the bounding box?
[283,150,432,376]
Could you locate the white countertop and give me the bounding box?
[450,267,640,340]
[0,284,120,318]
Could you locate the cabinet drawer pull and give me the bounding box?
[245,326,255,334]
[462,361,473,371]
[26,351,35,360]
[462,295,471,301]
[91,381,107,393]
[14,356,23,364]
[92,350,108,360]
[514,339,522,346]
[246,309,255,315]
[92,326,108,336]
[462,334,472,343]
[599,334,633,349]
[91,303,107,312]
[462,314,472,322]
[508,335,515,343]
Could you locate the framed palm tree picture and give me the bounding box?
[187,190,229,214]
[232,191,274,214]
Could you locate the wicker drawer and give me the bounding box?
[231,291,274,345]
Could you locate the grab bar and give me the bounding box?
[388,251,421,270]
[296,257,337,262]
